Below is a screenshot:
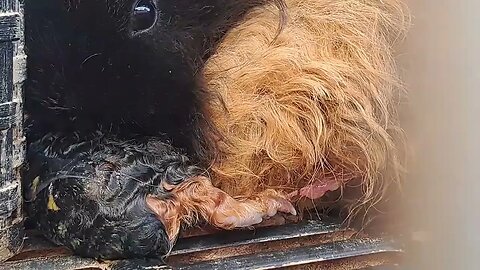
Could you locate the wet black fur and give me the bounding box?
[23,0,273,259]
[24,133,201,258]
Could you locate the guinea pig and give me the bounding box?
[22,0,293,259]
[203,0,409,220]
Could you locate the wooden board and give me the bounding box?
[0,0,26,262]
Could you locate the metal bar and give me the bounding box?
[1,220,403,270]
[174,238,402,270]
[172,219,349,255]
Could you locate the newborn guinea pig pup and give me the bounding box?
[22,0,294,259]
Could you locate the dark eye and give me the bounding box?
[131,0,157,33]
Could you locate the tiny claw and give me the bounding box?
[280,199,297,216]
[269,196,297,216]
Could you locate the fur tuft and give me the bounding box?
[204,0,410,217]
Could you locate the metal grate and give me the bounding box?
[1,219,403,269]
[0,0,26,262]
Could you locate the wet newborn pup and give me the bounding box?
[23,0,293,259]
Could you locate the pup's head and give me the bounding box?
[24,135,202,259]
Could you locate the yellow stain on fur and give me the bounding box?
[47,194,61,211]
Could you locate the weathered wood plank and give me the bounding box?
[0,13,20,42]
[0,0,25,262]
[0,0,20,13]
[0,183,20,217]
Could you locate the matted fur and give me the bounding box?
[204,0,409,216]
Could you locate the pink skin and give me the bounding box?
[288,179,341,200]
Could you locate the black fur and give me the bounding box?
[23,0,272,259]
[24,133,201,259]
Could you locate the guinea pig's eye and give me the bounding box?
[131,0,157,33]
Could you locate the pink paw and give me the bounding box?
[214,191,296,229]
